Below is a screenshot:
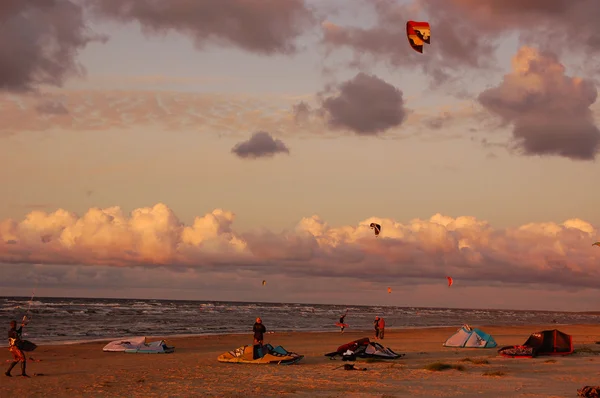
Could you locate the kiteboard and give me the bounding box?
[21,340,37,352]
[335,323,349,328]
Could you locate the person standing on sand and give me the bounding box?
[374,316,380,339]
[377,317,385,339]
[5,320,28,377]
[253,317,266,359]
[339,311,347,333]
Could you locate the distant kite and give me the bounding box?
[370,223,381,237]
[593,242,600,247]
[262,280,266,286]
[387,287,392,294]
[447,276,453,287]
[406,21,431,53]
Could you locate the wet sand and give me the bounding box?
[2,324,600,397]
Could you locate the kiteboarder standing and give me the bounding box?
[252,317,267,359]
[5,320,28,377]
[374,316,380,339]
[339,311,347,333]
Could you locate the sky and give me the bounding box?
[1,0,600,311]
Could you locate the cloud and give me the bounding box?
[35,100,69,115]
[418,0,600,57]
[0,88,485,141]
[292,101,311,125]
[1,203,599,290]
[231,131,290,159]
[318,72,407,135]
[0,90,300,137]
[478,47,600,160]
[321,0,600,86]
[320,2,497,87]
[0,0,104,91]
[88,0,317,55]
[414,102,497,137]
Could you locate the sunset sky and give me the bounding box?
[1,0,600,311]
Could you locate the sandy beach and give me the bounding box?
[2,324,600,397]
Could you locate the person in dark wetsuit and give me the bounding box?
[6,320,28,377]
[374,316,380,339]
[252,317,266,359]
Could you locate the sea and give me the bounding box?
[1,296,599,346]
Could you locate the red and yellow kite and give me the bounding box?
[406,21,431,53]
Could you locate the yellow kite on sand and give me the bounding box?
[218,344,303,365]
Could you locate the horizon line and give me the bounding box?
[1,295,596,315]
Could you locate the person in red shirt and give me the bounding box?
[377,317,386,339]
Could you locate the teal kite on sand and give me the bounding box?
[443,325,497,348]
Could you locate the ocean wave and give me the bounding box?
[1,296,599,344]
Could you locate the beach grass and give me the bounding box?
[460,357,489,365]
[574,347,600,355]
[424,362,465,371]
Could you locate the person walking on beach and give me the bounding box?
[374,316,380,339]
[5,320,28,377]
[252,317,266,359]
[377,317,386,339]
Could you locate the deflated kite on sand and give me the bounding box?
[443,325,497,348]
[102,337,175,354]
[324,337,404,360]
[217,344,303,365]
[497,329,573,358]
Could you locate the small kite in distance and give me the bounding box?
[447,276,453,287]
[593,242,600,247]
[387,287,392,294]
[406,21,430,53]
[370,223,381,237]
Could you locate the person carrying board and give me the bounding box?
[6,320,29,377]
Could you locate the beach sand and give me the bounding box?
[2,324,600,397]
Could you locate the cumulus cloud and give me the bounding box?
[478,47,600,160]
[0,0,103,91]
[318,72,407,135]
[231,131,290,159]
[1,203,600,289]
[88,0,317,55]
[0,204,246,267]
